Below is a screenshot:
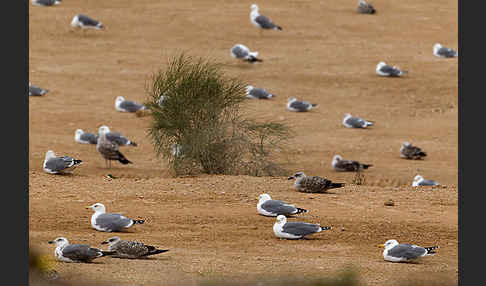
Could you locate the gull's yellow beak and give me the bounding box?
[377,244,385,248]
[85,206,92,209]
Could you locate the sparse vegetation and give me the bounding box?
[146,54,290,176]
[352,170,366,185]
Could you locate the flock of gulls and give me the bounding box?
[30,0,456,271]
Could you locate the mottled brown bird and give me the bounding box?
[288,172,345,193]
[400,142,427,160]
[97,125,132,168]
[101,236,169,259]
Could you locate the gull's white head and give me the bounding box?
[45,150,56,160]
[288,171,306,181]
[75,129,84,140]
[86,202,106,213]
[48,237,69,247]
[115,96,125,105]
[251,4,259,12]
[246,85,254,93]
[101,236,121,246]
[287,97,297,103]
[376,61,387,71]
[332,155,342,165]
[98,125,110,136]
[276,215,287,224]
[402,142,410,147]
[433,43,442,54]
[258,193,272,203]
[412,175,424,186]
[379,239,399,250]
[344,113,352,120]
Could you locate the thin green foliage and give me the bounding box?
[146,54,290,176]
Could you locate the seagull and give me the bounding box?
[332,155,372,172]
[342,113,374,128]
[74,129,99,144]
[48,237,115,263]
[100,126,137,147]
[101,236,169,259]
[115,96,146,112]
[29,83,49,96]
[71,14,104,30]
[433,43,458,58]
[171,143,184,158]
[250,4,282,35]
[32,0,61,6]
[286,97,318,112]
[273,215,331,239]
[412,175,440,187]
[97,125,132,168]
[357,0,376,14]
[376,61,408,77]
[246,86,276,99]
[86,203,145,232]
[43,150,83,174]
[257,194,307,217]
[378,239,439,263]
[400,142,427,160]
[288,172,345,193]
[231,44,263,63]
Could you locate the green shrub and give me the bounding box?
[146,54,290,176]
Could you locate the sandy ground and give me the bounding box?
[29,0,458,285]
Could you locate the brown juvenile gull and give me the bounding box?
[71,14,104,30]
[412,175,440,187]
[231,44,263,63]
[86,203,145,232]
[357,0,376,14]
[257,194,307,217]
[43,150,82,174]
[332,155,372,172]
[97,125,132,168]
[376,61,408,77]
[433,43,458,58]
[288,172,345,193]
[250,3,282,36]
[273,215,331,239]
[48,237,115,263]
[400,142,427,160]
[101,236,169,259]
[378,239,439,263]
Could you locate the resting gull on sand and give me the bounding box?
[101,236,169,259]
[43,150,82,174]
[32,0,61,6]
[246,86,276,99]
[342,113,374,128]
[71,14,104,30]
[231,44,263,63]
[376,61,407,77]
[286,97,318,112]
[332,155,372,172]
[412,175,440,187]
[433,43,458,58]
[48,237,114,263]
[257,194,307,217]
[357,0,375,14]
[288,172,345,193]
[273,215,331,239]
[115,96,146,113]
[400,142,427,160]
[86,203,145,232]
[378,239,439,263]
[29,83,49,96]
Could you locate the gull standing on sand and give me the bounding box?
[48,237,115,263]
[273,215,331,239]
[86,203,145,232]
[342,113,374,128]
[400,142,427,160]
[97,125,132,168]
[257,194,307,217]
[412,175,440,187]
[231,44,263,63]
[288,172,345,193]
[378,239,439,262]
[250,4,282,35]
[101,236,169,259]
[286,97,318,112]
[43,150,83,174]
[71,14,104,30]
[433,43,458,58]
[357,0,375,14]
[376,61,408,77]
[332,155,372,172]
